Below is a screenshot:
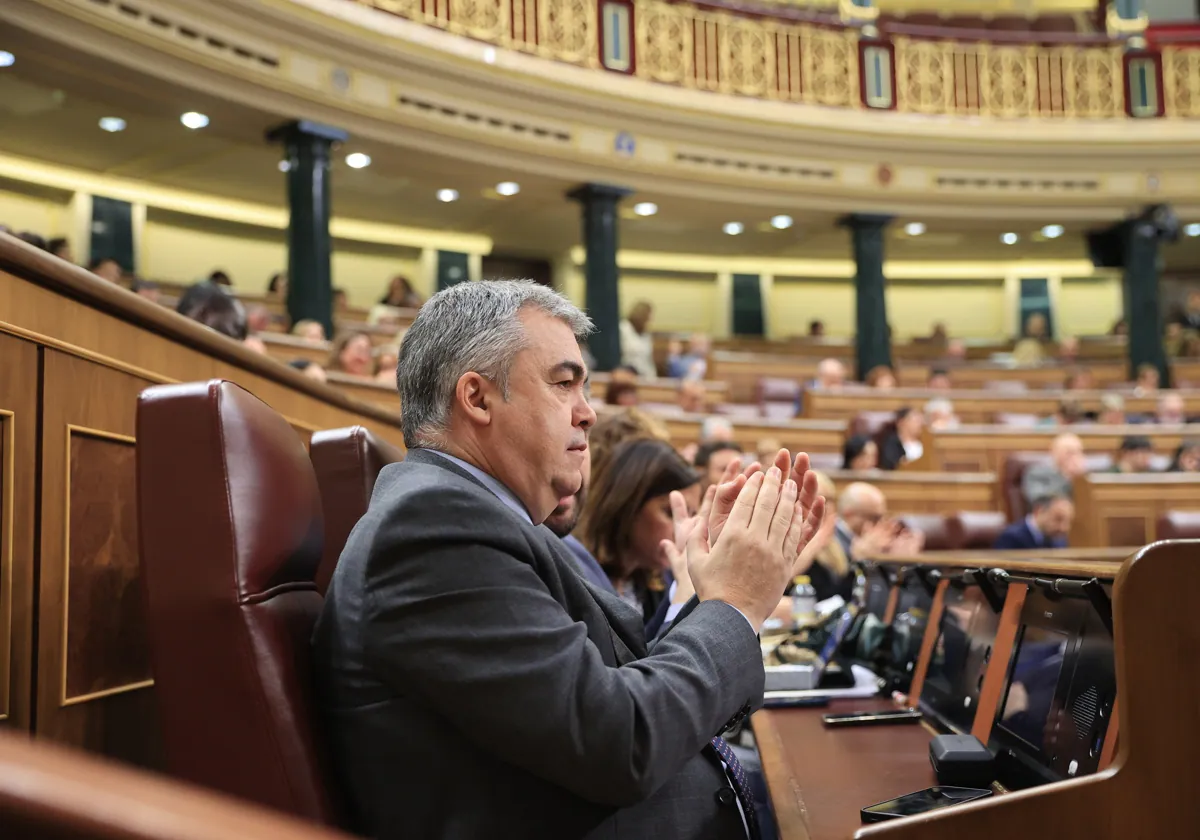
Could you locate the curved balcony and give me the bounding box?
[348,0,1198,119]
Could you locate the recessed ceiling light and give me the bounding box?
[723,222,744,236]
[496,181,520,196]
[278,160,291,172]
[437,188,459,203]
[1001,232,1019,245]
[0,51,14,68]
[904,221,926,236]
[1185,223,1200,237]
[98,117,126,133]
[180,111,209,129]
[1041,224,1065,239]
[633,202,658,216]
[345,152,372,169]
[770,214,793,230]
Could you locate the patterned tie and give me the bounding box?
[710,736,761,840]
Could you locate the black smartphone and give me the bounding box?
[762,695,831,709]
[821,708,922,727]
[861,786,992,823]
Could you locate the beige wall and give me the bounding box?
[0,186,70,242]
[887,280,1006,339]
[1058,275,1124,337]
[769,278,855,339]
[619,272,719,333]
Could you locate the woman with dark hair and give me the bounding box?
[326,331,375,378]
[380,275,423,308]
[842,434,878,470]
[877,406,925,470]
[575,438,700,621]
[1170,439,1200,472]
[267,272,288,298]
[604,381,639,407]
[176,282,247,340]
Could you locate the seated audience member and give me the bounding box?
[1176,290,1200,331]
[1108,435,1153,473]
[878,406,924,470]
[288,359,327,382]
[701,415,735,443]
[313,279,825,840]
[994,493,1074,550]
[842,434,878,470]
[1063,367,1095,391]
[544,450,614,594]
[292,319,326,342]
[208,269,233,287]
[865,365,897,390]
[1135,363,1161,392]
[1022,433,1087,504]
[618,300,656,378]
[929,322,948,345]
[836,482,924,568]
[605,381,640,407]
[1156,393,1187,424]
[333,287,348,311]
[676,379,706,413]
[16,231,47,250]
[243,336,268,355]
[375,345,400,385]
[927,368,952,391]
[267,271,288,299]
[1057,335,1080,364]
[809,319,825,337]
[245,305,272,335]
[1165,321,1185,357]
[942,338,967,364]
[755,437,783,469]
[792,471,853,602]
[1170,439,1200,472]
[814,358,847,390]
[576,439,701,622]
[609,364,640,385]
[88,256,123,284]
[1012,313,1048,366]
[589,408,670,479]
[47,237,73,263]
[925,398,959,431]
[667,333,710,379]
[694,441,743,496]
[1097,393,1126,425]
[1041,398,1084,427]
[131,278,160,304]
[326,331,375,378]
[380,274,423,309]
[1111,317,1128,336]
[176,282,247,341]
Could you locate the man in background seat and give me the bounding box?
[994,493,1074,550]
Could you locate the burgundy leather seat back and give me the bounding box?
[1157,511,1200,540]
[1001,452,1048,522]
[951,511,1009,549]
[309,426,405,594]
[897,513,957,551]
[136,380,336,824]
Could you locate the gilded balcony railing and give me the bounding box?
[351,0,1199,118]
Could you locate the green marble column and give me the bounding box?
[840,214,894,380]
[89,195,135,274]
[567,183,631,371]
[266,120,347,339]
[1122,215,1169,385]
[437,250,470,291]
[731,274,765,336]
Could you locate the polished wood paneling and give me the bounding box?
[655,414,847,452]
[927,425,1188,472]
[63,429,149,704]
[826,470,997,514]
[1071,473,1200,547]
[906,578,949,705]
[589,374,729,409]
[324,372,400,413]
[970,584,1027,744]
[0,333,37,730]
[37,350,161,768]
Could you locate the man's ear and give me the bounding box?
[455,372,493,429]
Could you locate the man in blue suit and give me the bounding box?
[993,493,1074,550]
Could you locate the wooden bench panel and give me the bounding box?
[824,470,997,514]
[1071,473,1200,547]
[926,425,1189,472]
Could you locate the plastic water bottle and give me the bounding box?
[791,575,817,625]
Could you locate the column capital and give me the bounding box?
[838,213,894,231]
[567,183,633,205]
[265,120,348,146]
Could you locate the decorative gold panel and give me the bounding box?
[61,426,152,707]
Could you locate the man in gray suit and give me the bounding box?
[313,281,825,840]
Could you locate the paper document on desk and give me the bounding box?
[763,664,882,700]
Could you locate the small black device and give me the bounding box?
[860,786,993,823]
[762,695,831,709]
[822,708,922,727]
[929,734,995,788]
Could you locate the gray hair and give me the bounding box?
[396,280,593,448]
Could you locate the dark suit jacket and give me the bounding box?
[561,535,616,594]
[993,520,1066,550]
[313,449,763,840]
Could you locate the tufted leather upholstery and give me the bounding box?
[1156,511,1200,540]
[951,511,1009,549]
[309,426,405,594]
[897,513,956,551]
[136,380,338,825]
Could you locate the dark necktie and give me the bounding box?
[709,736,761,840]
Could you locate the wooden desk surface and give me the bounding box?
[754,698,938,840]
[872,549,1132,579]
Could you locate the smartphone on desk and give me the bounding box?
[861,786,992,823]
[821,708,922,727]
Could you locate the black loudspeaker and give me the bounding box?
[1087,227,1125,269]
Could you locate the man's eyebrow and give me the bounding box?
[550,361,586,382]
